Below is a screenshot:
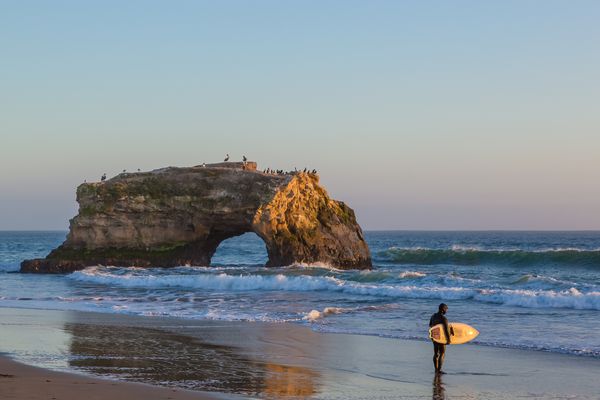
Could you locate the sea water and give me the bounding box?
[1,231,599,357]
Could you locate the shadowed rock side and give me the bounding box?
[21,162,371,273]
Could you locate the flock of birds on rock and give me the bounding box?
[97,154,318,182]
[262,167,318,176]
[222,154,318,176]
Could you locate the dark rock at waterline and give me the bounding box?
[21,162,371,273]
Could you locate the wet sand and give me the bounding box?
[0,355,229,400]
[1,307,599,399]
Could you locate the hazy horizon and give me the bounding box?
[2,1,599,230]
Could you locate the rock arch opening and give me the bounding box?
[210,232,268,267]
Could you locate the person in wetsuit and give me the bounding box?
[429,303,451,374]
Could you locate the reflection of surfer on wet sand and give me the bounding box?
[432,373,445,400]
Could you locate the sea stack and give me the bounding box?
[21,162,372,273]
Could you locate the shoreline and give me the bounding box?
[2,300,598,359]
[1,307,599,399]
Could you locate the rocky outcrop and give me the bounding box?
[21,162,371,273]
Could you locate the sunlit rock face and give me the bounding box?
[21,162,371,273]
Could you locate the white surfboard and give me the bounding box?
[429,322,479,345]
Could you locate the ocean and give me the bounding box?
[1,231,599,358]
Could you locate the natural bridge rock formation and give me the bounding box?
[21,162,372,273]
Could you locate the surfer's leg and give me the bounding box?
[438,344,446,372]
[433,342,441,371]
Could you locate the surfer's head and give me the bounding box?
[439,303,448,314]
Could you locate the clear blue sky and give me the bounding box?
[1,1,599,230]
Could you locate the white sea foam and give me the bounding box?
[303,307,349,322]
[285,262,345,271]
[398,271,426,278]
[303,304,400,322]
[474,287,600,310]
[450,244,485,251]
[68,267,600,310]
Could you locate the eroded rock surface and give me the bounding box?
[21,162,371,273]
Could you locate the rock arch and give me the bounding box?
[21,162,372,273]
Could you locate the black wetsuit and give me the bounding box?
[429,311,450,372]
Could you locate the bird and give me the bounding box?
[101,173,106,182]
[243,155,247,162]
[122,169,126,173]
[137,168,141,172]
[303,168,307,173]
[224,154,230,162]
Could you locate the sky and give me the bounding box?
[1,1,599,230]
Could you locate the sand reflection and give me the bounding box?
[432,373,446,400]
[65,323,319,398]
[264,363,318,397]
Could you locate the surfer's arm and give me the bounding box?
[442,317,451,344]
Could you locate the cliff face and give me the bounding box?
[21,162,372,273]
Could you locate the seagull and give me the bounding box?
[224,154,230,162]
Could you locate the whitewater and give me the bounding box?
[1,231,599,357]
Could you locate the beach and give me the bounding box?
[0,356,226,400]
[1,307,599,399]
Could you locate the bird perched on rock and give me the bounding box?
[243,155,247,162]
[224,154,230,162]
[101,173,106,182]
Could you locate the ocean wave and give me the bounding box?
[69,267,342,291]
[509,273,581,288]
[68,267,600,310]
[381,247,600,267]
[314,326,600,358]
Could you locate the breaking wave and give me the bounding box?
[69,267,600,311]
[381,247,600,267]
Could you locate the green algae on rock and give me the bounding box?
[21,162,371,273]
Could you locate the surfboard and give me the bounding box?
[429,322,479,345]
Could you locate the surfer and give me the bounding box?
[429,303,450,374]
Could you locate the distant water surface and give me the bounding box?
[1,231,599,357]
